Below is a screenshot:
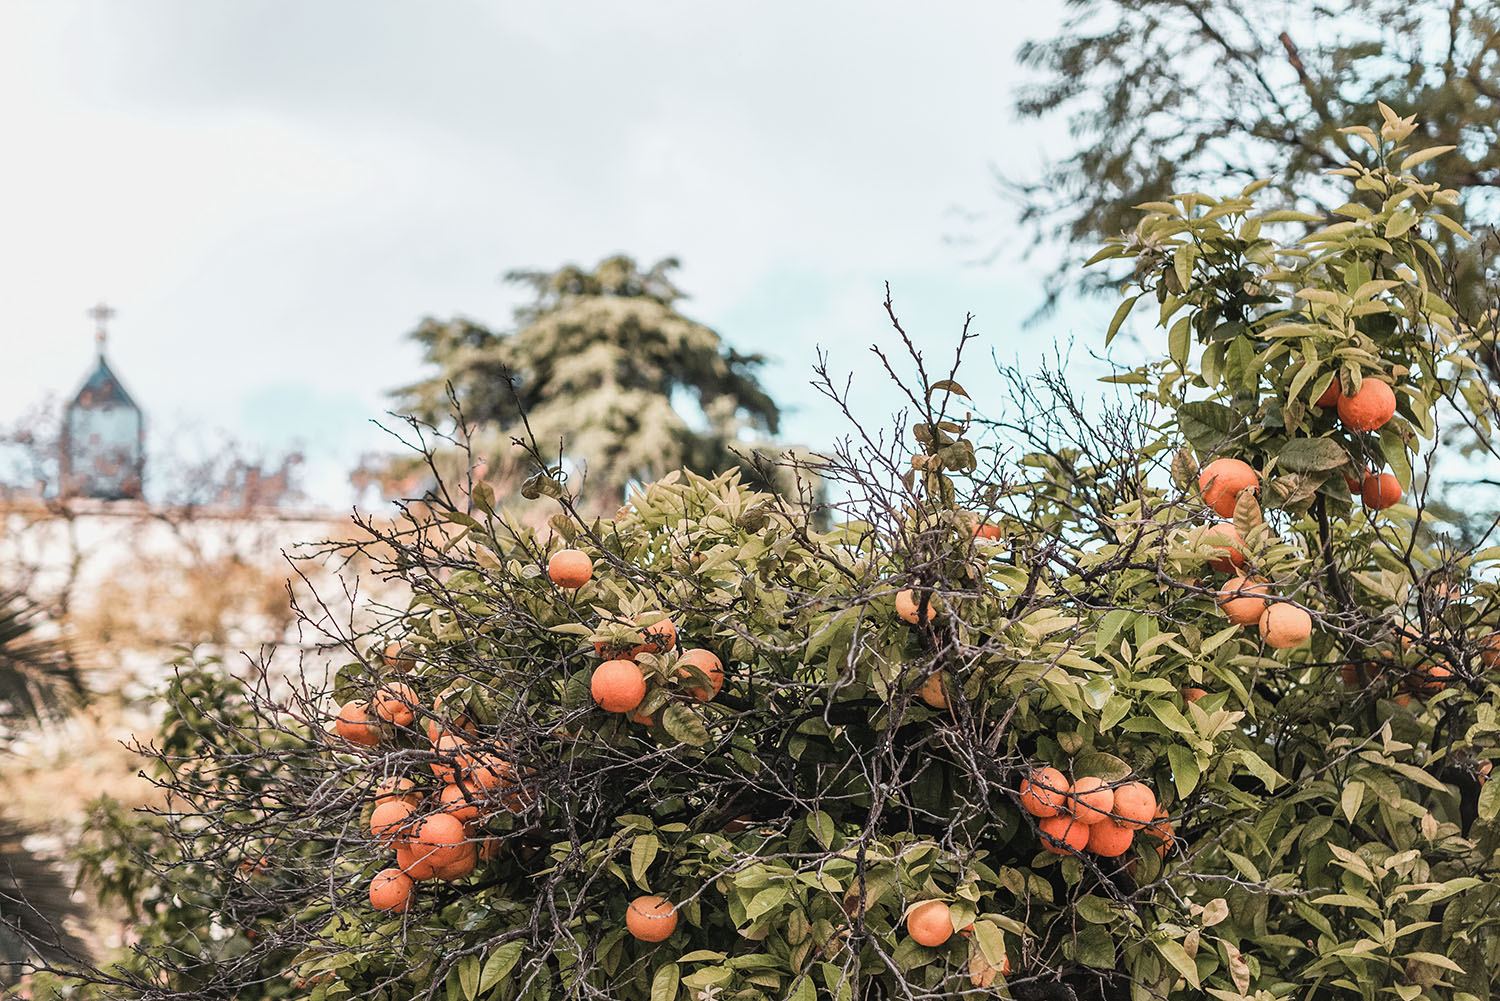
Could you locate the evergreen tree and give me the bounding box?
[1012,0,1500,309]
[390,256,784,515]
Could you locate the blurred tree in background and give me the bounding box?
[382,255,789,516]
[1011,0,1500,309]
[0,593,88,974]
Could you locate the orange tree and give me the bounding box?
[74,113,1500,1000]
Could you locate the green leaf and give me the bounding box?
[1168,315,1191,368]
[1230,749,1284,792]
[1075,895,1114,924]
[1341,782,1364,823]
[459,955,481,1001]
[1106,295,1141,345]
[631,834,659,889]
[1178,401,1248,456]
[1155,939,1200,988]
[651,963,680,1001]
[1075,924,1116,969]
[971,920,1007,968]
[1276,437,1348,473]
[1167,744,1199,797]
[1072,750,1131,782]
[662,703,710,747]
[807,811,836,849]
[1478,772,1500,822]
[479,943,523,995]
[1399,145,1456,171]
[745,885,788,922]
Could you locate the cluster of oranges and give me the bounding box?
[329,645,524,913]
[1018,767,1171,860]
[544,548,728,725]
[1317,377,1403,508]
[1196,461,1313,650]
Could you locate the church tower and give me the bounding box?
[60,303,145,501]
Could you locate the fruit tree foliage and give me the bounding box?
[70,119,1500,1001]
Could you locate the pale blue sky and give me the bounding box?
[0,1,1119,504]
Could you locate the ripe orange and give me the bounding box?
[1337,378,1396,432]
[369,800,416,847]
[425,690,479,744]
[591,659,646,712]
[1406,664,1451,696]
[1315,380,1341,408]
[369,868,414,912]
[973,523,1001,541]
[1144,811,1174,858]
[547,549,594,589]
[895,589,936,625]
[1038,814,1089,854]
[373,684,418,727]
[1480,632,1500,670]
[438,780,485,823]
[334,701,380,747]
[1067,776,1114,825]
[628,707,655,726]
[433,842,478,882]
[632,613,677,656]
[396,840,437,881]
[466,753,517,791]
[1019,766,1067,818]
[676,649,724,702]
[375,776,420,808]
[477,836,504,861]
[1181,687,1207,703]
[625,896,678,942]
[905,900,953,947]
[918,672,948,709]
[1198,458,1258,518]
[1111,782,1156,829]
[1086,819,1134,857]
[410,814,468,870]
[1204,522,1246,572]
[382,641,417,673]
[1218,576,1269,625]
[1361,472,1403,510]
[430,734,472,782]
[1259,602,1312,649]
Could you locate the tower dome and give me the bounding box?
[60,303,144,500]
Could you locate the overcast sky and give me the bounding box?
[0,1,1113,505]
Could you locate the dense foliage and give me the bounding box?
[1010,0,1500,311]
[70,120,1500,1001]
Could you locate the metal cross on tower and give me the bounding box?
[87,301,116,352]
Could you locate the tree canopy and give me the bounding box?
[1011,0,1500,309]
[390,256,783,515]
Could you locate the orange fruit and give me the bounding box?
[591,659,646,712]
[1181,687,1206,703]
[625,895,678,942]
[382,641,417,673]
[369,800,416,847]
[676,649,724,702]
[1198,458,1257,518]
[547,549,594,589]
[1480,760,1493,786]
[410,814,468,870]
[973,523,1001,541]
[918,672,948,709]
[466,753,516,790]
[632,613,677,656]
[1038,814,1089,854]
[396,840,437,881]
[1204,522,1246,572]
[1315,380,1341,408]
[430,734,472,782]
[1361,472,1403,510]
[905,900,953,947]
[477,836,504,861]
[1480,632,1500,670]
[628,707,655,726]
[1111,782,1156,829]
[334,701,380,746]
[895,589,936,625]
[1406,664,1451,696]
[1218,576,1269,625]
[373,684,418,727]
[1337,378,1396,432]
[1067,776,1114,825]
[1144,811,1174,858]
[1019,766,1067,818]
[433,842,478,882]
[375,776,420,808]
[425,690,479,744]
[1259,602,1312,649]
[1086,820,1135,857]
[369,868,414,912]
[438,781,485,823]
